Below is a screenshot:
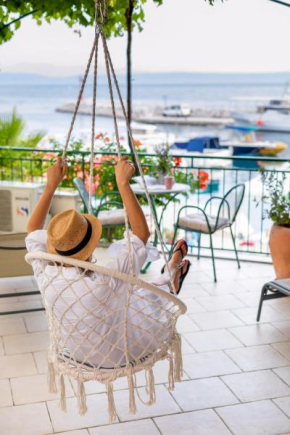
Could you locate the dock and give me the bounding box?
[56,101,234,127]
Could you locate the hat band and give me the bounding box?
[55,217,93,257]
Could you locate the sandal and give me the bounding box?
[171,260,191,295]
[161,239,188,275]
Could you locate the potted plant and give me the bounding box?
[154,143,174,187]
[261,169,290,279]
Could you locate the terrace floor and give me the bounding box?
[1,254,290,435]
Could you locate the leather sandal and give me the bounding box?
[171,260,191,295]
[161,239,188,274]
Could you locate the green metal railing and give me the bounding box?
[1,146,289,261]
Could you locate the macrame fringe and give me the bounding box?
[77,380,87,416]
[107,382,117,423]
[167,356,175,391]
[171,333,183,382]
[145,367,156,405]
[59,374,67,412]
[127,371,136,414]
[47,360,57,394]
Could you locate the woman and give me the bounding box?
[26,156,190,368]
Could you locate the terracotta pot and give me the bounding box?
[269,224,290,279]
[164,176,175,190]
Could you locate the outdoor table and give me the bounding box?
[131,182,190,273]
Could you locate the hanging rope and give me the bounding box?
[62,0,175,293]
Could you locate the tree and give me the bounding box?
[0,0,219,161]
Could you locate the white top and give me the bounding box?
[25,230,171,368]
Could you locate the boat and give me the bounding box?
[162,104,191,117]
[231,89,290,132]
[222,126,287,157]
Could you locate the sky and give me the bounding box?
[1,0,290,76]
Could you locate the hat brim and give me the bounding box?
[47,214,102,261]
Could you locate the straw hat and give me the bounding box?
[47,209,102,261]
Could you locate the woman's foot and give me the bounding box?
[172,259,191,294]
[161,240,188,275]
[162,240,190,294]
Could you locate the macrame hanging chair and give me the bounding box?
[25,0,187,422]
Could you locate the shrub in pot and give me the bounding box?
[261,169,290,279]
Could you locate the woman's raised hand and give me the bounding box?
[115,156,135,186]
[46,156,67,191]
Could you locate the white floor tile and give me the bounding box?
[217,400,290,435]
[273,342,290,361]
[222,370,290,402]
[33,351,48,373]
[274,367,290,386]
[170,377,239,412]
[274,397,290,418]
[229,324,287,346]
[200,280,247,295]
[11,374,74,405]
[190,310,244,330]
[184,329,243,352]
[0,402,53,435]
[272,321,290,339]
[176,314,200,333]
[89,420,159,435]
[196,294,245,312]
[180,297,206,313]
[0,300,42,314]
[3,331,50,354]
[233,306,289,325]
[183,351,241,379]
[0,317,26,335]
[0,353,37,379]
[154,409,232,435]
[49,431,88,435]
[47,394,111,432]
[225,345,289,371]
[0,337,4,356]
[115,384,181,421]
[0,379,13,407]
[25,314,48,332]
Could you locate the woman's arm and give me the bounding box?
[27,157,67,234]
[115,156,150,245]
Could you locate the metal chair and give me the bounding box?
[73,178,126,231]
[171,184,245,282]
[257,280,290,322]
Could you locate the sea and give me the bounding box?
[1,72,290,150]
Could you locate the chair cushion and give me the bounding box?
[98,206,150,226]
[178,212,230,233]
[98,209,126,226]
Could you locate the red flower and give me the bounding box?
[174,157,182,167]
[95,133,103,140]
[198,170,209,190]
[133,139,142,147]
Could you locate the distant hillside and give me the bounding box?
[1,71,290,86]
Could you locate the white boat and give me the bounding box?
[162,104,191,117]
[232,89,290,132]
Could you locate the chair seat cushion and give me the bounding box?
[98,206,150,226]
[98,209,126,225]
[178,212,230,233]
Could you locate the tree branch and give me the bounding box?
[0,9,39,31]
[268,0,290,7]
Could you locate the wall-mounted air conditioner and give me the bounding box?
[0,181,81,234]
[0,181,44,234]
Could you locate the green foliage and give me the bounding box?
[0,1,163,44]
[260,168,290,228]
[154,143,172,176]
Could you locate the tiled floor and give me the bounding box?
[1,255,290,435]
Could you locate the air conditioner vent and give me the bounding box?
[0,190,12,232]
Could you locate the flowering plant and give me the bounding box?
[154,143,173,176]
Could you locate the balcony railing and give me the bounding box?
[1,146,289,262]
